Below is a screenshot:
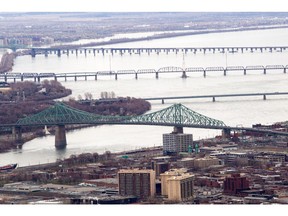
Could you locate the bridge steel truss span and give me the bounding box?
[1,64,288,82]
[126,103,226,129]
[5,102,288,148]
[15,102,225,130]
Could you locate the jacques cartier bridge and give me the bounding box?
[2,102,288,149]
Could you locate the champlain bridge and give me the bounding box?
[3,102,288,149]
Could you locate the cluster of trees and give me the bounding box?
[0,80,71,124]
[67,96,151,116]
[0,53,15,73]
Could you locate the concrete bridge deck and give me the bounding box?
[29,46,288,57]
[143,92,288,103]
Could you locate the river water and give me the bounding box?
[1,28,288,166]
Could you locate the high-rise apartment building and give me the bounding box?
[167,173,194,202]
[118,169,156,200]
[163,133,193,155]
[160,169,187,196]
[160,169,194,202]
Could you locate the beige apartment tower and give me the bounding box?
[160,169,194,202]
[118,169,156,199]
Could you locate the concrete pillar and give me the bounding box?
[222,128,231,139]
[31,48,36,58]
[156,72,159,79]
[135,73,138,79]
[162,99,165,104]
[55,125,67,149]
[244,69,246,75]
[115,74,118,80]
[224,69,227,76]
[181,71,187,78]
[173,126,183,134]
[57,49,61,57]
[284,68,286,74]
[203,70,206,78]
[263,95,266,100]
[212,97,216,102]
[264,68,266,75]
[12,126,22,143]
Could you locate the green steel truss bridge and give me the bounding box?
[15,102,226,129]
[3,102,288,148]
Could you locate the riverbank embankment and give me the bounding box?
[0,52,15,74]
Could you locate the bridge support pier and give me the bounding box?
[263,95,266,100]
[57,49,61,57]
[212,97,216,102]
[55,125,67,149]
[31,49,36,58]
[222,128,231,139]
[173,126,183,134]
[12,126,22,143]
[162,99,165,104]
[156,72,159,79]
[181,71,187,78]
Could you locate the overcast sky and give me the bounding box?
[0,0,287,12]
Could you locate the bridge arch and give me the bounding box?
[158,66,184,73]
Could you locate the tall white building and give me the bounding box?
[163,133,193,155]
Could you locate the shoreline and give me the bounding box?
[51,25,288,49]
[1,25,288,73]
[0,52,15,74]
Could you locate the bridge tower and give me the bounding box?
[55,125,67,149]
[222,128,231,139]
[173,126,183,134]
[12,126,22,143]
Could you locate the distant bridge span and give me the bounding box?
[28,46,288,57]
[0,64,287,82]
[143,92,288,103]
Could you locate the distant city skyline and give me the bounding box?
[0,0,286,12]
